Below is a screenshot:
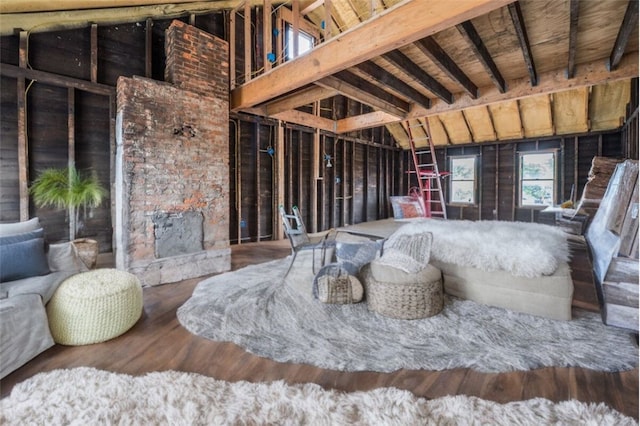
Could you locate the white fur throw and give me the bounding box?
[392,219,569,278]
[377,232,432,273]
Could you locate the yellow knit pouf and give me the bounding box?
[47,268,143,345]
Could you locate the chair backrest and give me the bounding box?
[279,205,311,249]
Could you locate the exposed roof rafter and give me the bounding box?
[355,60,432,110]
[317,72,409,117]
[607,0,639,71]
[414,37,478,99]
[508,1,537,86]
[567,0,580,79]
[382,49,453,104]
[456,20,506,93]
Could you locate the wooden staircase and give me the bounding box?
[404,119,449,219]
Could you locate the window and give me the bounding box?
[449,156,477,204]
[519,152,556,206]
[285,25,315,60]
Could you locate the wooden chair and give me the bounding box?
[278,205,335,279]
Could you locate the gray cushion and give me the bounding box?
[0,228,44,245]
[0,218,40,237]
[0,238,50,282]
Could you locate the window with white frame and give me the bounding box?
[519,151,556,206]
[449,156,477,204]
[285,24,315,60]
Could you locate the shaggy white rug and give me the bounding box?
[1,367,635,425]
[177,257,638,373]
[394,219,569,278]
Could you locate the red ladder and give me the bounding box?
[405,119,449,219]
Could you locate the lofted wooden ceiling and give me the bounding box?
[3,0,637,149]
[234,0,638,148]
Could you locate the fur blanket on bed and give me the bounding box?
[392,219,570,278]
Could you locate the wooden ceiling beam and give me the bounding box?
[456,20,506,93]
[264,86,338,115]
[508,1,537,86]
[382,50,453,104]
[316,72,409,117]
[230,0,513,110]
[301,0,324,15]
[414,37,478,99]
[607,0,639,71]
[567,0,579,79]
[271,109,336,132]
[335,111,400,133]
[354,60,432,109]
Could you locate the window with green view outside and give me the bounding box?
[520,152,556,206]
[449,156,476,204]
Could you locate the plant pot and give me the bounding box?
[73,238,99,270]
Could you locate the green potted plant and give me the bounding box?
[29,165,107,268]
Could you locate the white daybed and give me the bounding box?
[341,218,574,321]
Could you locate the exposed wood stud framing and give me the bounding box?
[230,8,237,88]
[244,1,251,84]
[292,0,300,58]
[255,121,261,241]
[68,87,76,240]
[274,121,285,240]
[263,0,272,72]
[607,0,639,71]
[382,49,453,104]
[324,0,332,40]
[414,37,478,99]
[456,20,506,93]
[17,31,29,221]
[567,0,579,79]
[188,13,195,26]
[90,23,98,83]
[145,18,153,78]
[508,1,537,86]
[1,64,115,96]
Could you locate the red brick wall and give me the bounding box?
[115,22,230,285]
[165,19,229,101]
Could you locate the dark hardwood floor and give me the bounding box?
[1,237,638,420]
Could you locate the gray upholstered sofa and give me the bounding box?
[0,218,87,378]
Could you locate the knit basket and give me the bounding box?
[47,268,143,345]
[313,263,364,304]
[361,261,443,319]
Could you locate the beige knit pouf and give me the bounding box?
[47,268,143,345]
[361,261,443,320]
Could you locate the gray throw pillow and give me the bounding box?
[0,218,40,237]
[0,238,50,282]
[0,228,44,245]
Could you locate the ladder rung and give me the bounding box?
[411,136,430,141]
[417,163,435,167]
[415,150,431,155]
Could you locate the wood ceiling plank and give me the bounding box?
[519,94,553,138]
[354,60,432,109]
[553,87,589,134]
[456,20,506,93]
[488,100,522,140]
[414,37,478,99]
[316,72,409,117]
[608,0,639,71]
[508,1,537,86]
[381,49,453,104]
[230,0,513,110]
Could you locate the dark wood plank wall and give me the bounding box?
[622,78,639,160]
[228,113,401,244]
[430,131,624,222]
